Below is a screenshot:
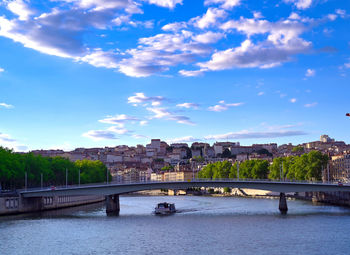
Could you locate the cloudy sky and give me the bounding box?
[0,0,349,151]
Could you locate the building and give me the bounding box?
[163,171,193,181]
[331,153,350,182]
[151,172,164,182]
[320,135,335,143]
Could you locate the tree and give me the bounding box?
[229,162,238,179]
[161,165,174,172]
[252,160,269,179]
[193,156,204,162]
[184,147,192,159]
[269,157,283,180]
[292,146,304,153]
[257,148,272,156]
[221,148,232,158]
[223,187,231,193]
[306,150,328,181]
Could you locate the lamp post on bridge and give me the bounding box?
[79,169,80,186]
[25,171,27,191]
[327,163,330,183]
[66,168,68,188]
[280,163,282,181]
[41,173,43,189]
[237,161,239,180]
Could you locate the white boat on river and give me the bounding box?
[154,202,176,215]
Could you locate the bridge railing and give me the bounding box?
[19,178,344,193]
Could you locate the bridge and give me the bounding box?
[19,179,350,215]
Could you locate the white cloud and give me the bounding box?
[284,0,313,10]
[290,98,297,103]
[99,114,139,126]
[260,123,302,130]
[82,129,119,140]
[176,102,199,109]
[257,92,265,96]
[204,129,306,140]
[204,0,241,10]
[139,120,148,126]
[344,59,350,69]
[147,107,195,125]
[0,132,16,142]
[305,68,315,77]
[181,15,313,75]
[208,100,243,112]
[192,31,224,44]
[167,135,198,144]
[220,16,306,39]
[6,0,34,21]
[77,49,119,68]
[0,132,27,151]
[335,9,346,18]
[112,15,154,28]
[117,31,211,77]
[0,0,142,64]
[253,11,263,19]
[0,67,4,72]
[327,14,337,21]
[132,134,149,139]
[289,12,301,20]
[147,107,171,119]
[145,0,183,9]
[191,7,227,29]
[0,103,14,109]
[107,126,131,135]
[61,0,142,13]
[0,15,81,58]
[162,21,187,32]
[197,35,310,72]
[0,0,334,78]
[128,92,164,106]
[304,102,317,107]
[179,69,205,77]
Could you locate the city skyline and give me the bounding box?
[0,0,349,151]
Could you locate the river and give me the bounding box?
[1,196,350,255]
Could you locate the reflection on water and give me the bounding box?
[1,196,350,255]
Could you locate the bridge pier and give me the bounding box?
[279,192,288,214]
[106,194,120,216]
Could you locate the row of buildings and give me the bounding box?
[31,135,350,183]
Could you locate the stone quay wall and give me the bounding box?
[0,194,104,216]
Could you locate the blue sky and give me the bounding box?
[0,0,349,151]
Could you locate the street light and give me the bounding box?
[25,171,27,191]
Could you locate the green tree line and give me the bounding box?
[0,147,111,190]
[198,151,328,181]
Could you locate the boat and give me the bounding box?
[154,202,176,215]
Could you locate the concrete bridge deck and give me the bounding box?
[20,180,350,198]
[18,180,350,215]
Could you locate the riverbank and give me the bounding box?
[0,195,105,216]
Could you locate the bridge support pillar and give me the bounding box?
[106,194,120,216]
[279,192,288,214]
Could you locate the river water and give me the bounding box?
[1,196,350,255]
